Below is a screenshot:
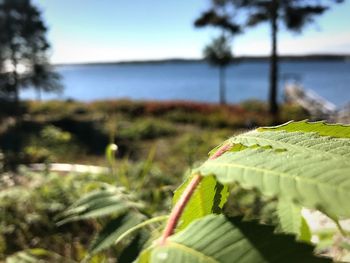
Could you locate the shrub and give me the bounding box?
[23,125,79,163]
[117,118,176,141]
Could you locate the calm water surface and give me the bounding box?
[21,61,350,106]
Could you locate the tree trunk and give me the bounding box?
[269,0,279,116]
[219,66,226,105]
[36,87,42,101]
[10,44,19,106]
[12,70,19,105]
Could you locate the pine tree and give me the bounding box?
[204,35,233,105]
[0,0,62,103]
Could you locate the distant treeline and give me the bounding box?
[236,54,350,62]
[56,54,350,67]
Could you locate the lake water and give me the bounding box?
[21,61,350,106]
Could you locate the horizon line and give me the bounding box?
[52,53,350,66]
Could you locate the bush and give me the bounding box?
[23,125,79,163]
[240,99,267,112]
[117,118,176,140]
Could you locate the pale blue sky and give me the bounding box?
[33,0,350,64]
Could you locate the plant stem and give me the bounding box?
[159,143,232,245]
[115,215,169,246]
[334,220,349,237]
[159,173,202,245]
[159,143,232,246]
[209,143,232,160]
[319,209,350,237]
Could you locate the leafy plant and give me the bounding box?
[55,144,171,261]
[58,120,350,262]
[0,169,114,261]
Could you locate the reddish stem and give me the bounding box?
[209,143,232,160]
[159,143,232,245]
[159,173,202,245]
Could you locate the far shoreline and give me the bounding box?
[54,54,350,67]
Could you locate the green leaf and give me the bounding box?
[172,175,228,230]
[147,215,329,263]
[135,247,152,263]
[258,120,350,138]
[228,129,350,160]
[118,230,150,263]
[277,201,302,235]
[300,216,312,243]
[57,186,143,225]
[89,212,144,255]
[197,122,350,219]
[88,215,167,257]
[276,201,311,242]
